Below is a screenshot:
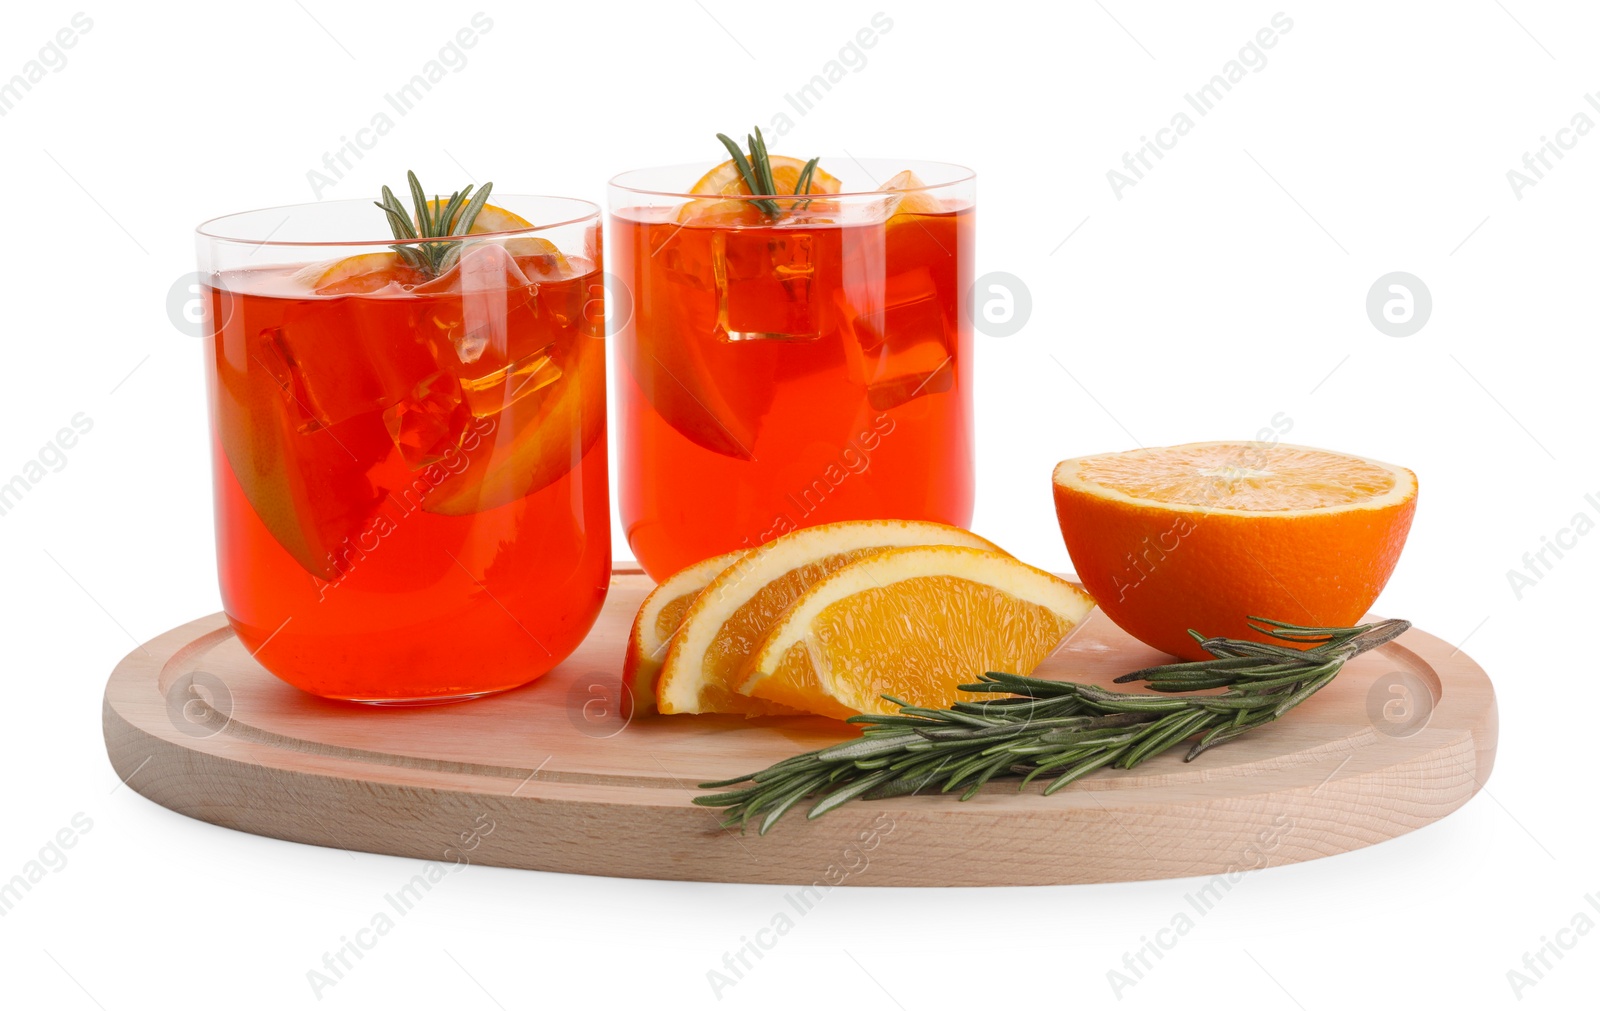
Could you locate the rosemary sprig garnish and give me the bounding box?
[373,170,495,278]
[696,617,1411,834]
[714,127,821,221]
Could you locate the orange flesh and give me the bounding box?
[652,593,696,654]
[704,549,882,690]
[1076,444,1400,511]
[694,548,887,714]
[1054,442,1417,661]
[756,641,858,721]
[691,157,843,197]
[754,575,1075,716]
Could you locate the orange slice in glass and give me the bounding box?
[293,252,425,295]
[426,199,533,234]
[298,202,543,294]
[678,157,843,224]
[689,156,842,198]
[880,169,944,215]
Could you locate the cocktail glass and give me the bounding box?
[609,159,975,579]
[196,194,608,702]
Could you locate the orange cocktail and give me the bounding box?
[611,148,975,578]
[197,184,608,702]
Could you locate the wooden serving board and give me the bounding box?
[102,568,1497,886]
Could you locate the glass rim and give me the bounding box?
[607,158,975,201]
[195,195,601,247]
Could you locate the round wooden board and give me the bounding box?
[103,568,1497,887]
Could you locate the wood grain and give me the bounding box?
[102,568,1497,886]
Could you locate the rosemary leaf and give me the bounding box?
[374,172,497,279]
[710,127,821,222]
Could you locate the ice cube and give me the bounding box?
[421,332,606,516]
[459,342,563,419]
[712,229,824,342]
[534,257,593,333]
[839,266,956,411]
[382,370,470,469]
[632,219,789,456]
[504,236,576,281]
[452,325,489,364]
[879,170,945,217]
[431,247,572,418]
[461,241,530,289]
[411,242,529,293]
[821,197,892,227]
[417,243,535,366]
[867,356,954,410]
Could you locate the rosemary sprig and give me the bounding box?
[714,127,821,221]
[373,170,495,278]
[695,617,1411,834]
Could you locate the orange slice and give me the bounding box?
[293,252,425,295]
[1052,442,1418,660]
[426,198,533,234]
[622,549,747,716]
[678,156,843,224]
[739,546,1095,719]
[689,157,842,198]
[428,201,575,275]
[655,520,1000,715]
[299,202,546,294]
[673,200,768,227]
[880,169,943,215]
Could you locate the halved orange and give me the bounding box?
[1052,442,1418,660]
[655,520,1000,715]
[622,549,746,716]
[739,546,1094,719]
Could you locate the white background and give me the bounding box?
[2,1,1596,1007]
